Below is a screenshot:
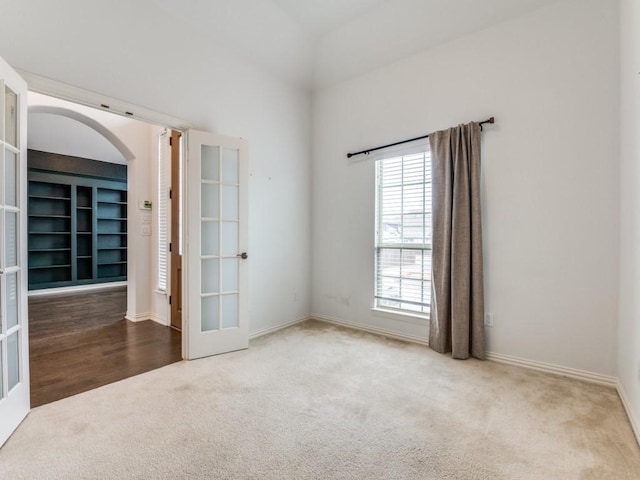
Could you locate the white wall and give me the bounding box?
[28,112,126,164]
[618,0,640,437]
[312,0,620,375]
[0,0,312,335]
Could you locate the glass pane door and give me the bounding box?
[0,56,29,448]
[200,146,240,332]
[186,130,247,360]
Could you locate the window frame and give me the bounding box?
[373,143,432,319]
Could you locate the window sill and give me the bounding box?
[371,307,429,326]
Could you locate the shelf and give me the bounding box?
[30,248,71,252]
[28,172,127,290]
[29,264,71,270]
[29,195,71,201]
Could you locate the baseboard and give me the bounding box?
[617,380,640,447]
[148,313,169,326]
[311,313,429,346]
[485,351,617,387]
[28,281,127,297]
[125,312,168,326]
[311,314,615,385]
[125,312,148,322]
[249,315,311,340]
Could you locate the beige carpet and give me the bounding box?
[1,320,638,479]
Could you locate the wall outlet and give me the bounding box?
[484,312,494,327]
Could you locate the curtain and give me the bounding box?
[429,122,484,360]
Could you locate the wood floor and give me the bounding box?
[29,286,182,407]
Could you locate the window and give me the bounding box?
[157,130,169,292]
[375,145,432,316]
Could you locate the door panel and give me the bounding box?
[170,131,182,330]
[0,55,29,448]
[185,130,248,360]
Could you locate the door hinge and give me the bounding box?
[169,242,172,252]
[169,188,172,199]
[169,136,172,146]
[169,296,172,305]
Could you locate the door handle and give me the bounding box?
[236,252,248,260]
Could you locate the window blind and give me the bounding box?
[375,148,432,315]
[157,131,169,292]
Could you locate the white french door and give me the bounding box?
[184,130,248,360]
[0,57,29,448]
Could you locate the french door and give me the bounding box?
[185,130,248,359]
[0,56,29,448]
[0,62,249,448]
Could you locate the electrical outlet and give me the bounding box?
[484,312,494,327]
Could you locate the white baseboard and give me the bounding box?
[28,281,127,297]
[125,312,168,326]
[125,312,148,322]
[312,313,429,346]
[617,380,640,447]
[311,313,616,387]
[485,351,617,387]
[249,315,311,340]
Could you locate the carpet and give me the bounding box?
[0,320,638,479]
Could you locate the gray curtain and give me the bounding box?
[429,122,484,360]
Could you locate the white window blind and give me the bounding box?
[375,147,432,315]
[157,131,169,292]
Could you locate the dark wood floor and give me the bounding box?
[29,287,182,407]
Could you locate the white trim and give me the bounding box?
[312,313,429,346]
[17,69,192,131]
[125,313,147,322]
[124,312,167,326]
[485,351,617,387]
[370,307,429,326]
[148,312,168,326]
[28,281,127,297]
[249,315,311,340]
[617,380,640,447]
[312,313,618,387]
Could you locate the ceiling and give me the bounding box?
[272,0,389,37]
[149,0,565,89]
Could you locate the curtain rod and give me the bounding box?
[346,117,495,159]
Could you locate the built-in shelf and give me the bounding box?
[27,153,127,290]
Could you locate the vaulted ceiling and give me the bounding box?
[149,0,563,89]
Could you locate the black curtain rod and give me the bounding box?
[346,117,495,159]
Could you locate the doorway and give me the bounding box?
[26,92,182,406]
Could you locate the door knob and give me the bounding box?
[236,252,248,260]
